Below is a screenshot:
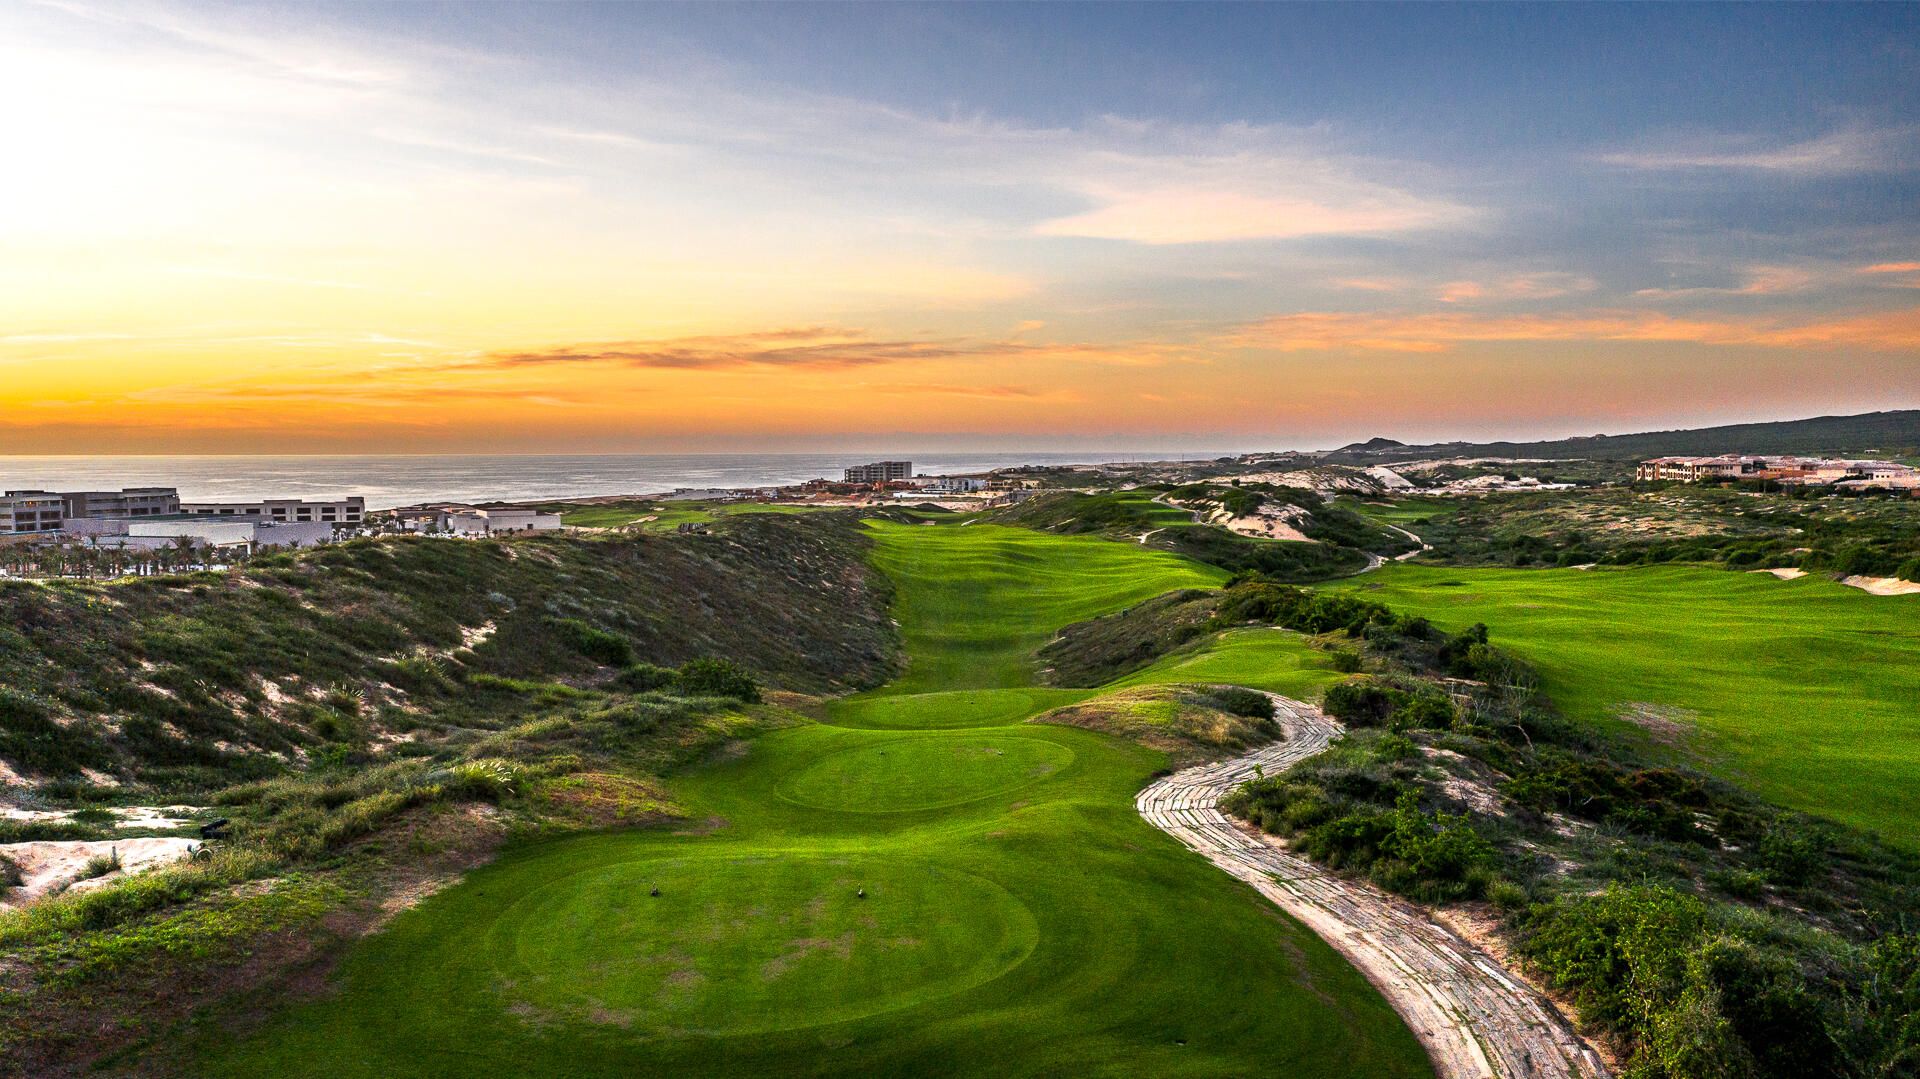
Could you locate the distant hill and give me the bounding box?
[1322,410,1920,463]
[1336,437,1407,453]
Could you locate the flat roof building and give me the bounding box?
[0,491,64,534]
[391,507,563,536]
[179,496,365,527]
[1638,455,1919,486]
[70,515,334,549]
[844,461,912,484]
[59,488,180,519]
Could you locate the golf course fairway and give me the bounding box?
[1339,563,1920,847]
[192,522,1431,1077]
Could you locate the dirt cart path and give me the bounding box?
[1136,695,1607,1079]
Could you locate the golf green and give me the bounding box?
[191,523,1428,1077]
[1337,563,1920,846]
[488,853,1038,1035]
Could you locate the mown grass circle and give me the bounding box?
[486,854,1038,1036]
[777,735,1074,812]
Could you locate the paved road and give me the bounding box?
[1136,696,1608,1079]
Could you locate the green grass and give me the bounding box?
[867,521,1224,692]
[190,522,1427,1078]
[1335,563,1920,846]
[1338,496,1456,529]
[1114,627,1348,700]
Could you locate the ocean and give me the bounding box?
[0,452,1233,510]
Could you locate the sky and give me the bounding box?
[2,1,1917,454]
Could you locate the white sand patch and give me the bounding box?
[0,837,200,908]
[461,620,497,648]
[1755,567,1807,580]
[0,804,201,828]
[1843,575,1920,596]
[1219,511,1313,543]
[1,806,69,823]
[111,805,203,829]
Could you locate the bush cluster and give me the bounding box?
[614,658,760,702]
[1215,583,1920,1077]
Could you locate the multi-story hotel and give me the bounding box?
[0,491,66,534]
[60,488,181,519]
[843,460,913,484]
[179,497,366,527]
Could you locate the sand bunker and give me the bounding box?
[1,837,200,908]
[1842,575,1920,596]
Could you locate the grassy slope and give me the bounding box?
[192,523,1428,1078]
[0,516,895,791]
[1335,563,1920,845]
[988,489,1377,581]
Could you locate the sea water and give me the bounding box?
[0,451,1234,510]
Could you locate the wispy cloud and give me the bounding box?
[1221,306,1920,353]
[1030,121,1472,245]
[481,327,973,371]
[1597,126,1912,175]
[864,382,1076,401]
[1437,272,1598,304]
[480,327,1198,372]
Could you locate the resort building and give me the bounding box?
[918,477,988,494]
[59,488,180,519]
[1638,455,1920,488]
[660,488,747,502]
[68,516,333,550]
[0,491,65,534]
[843,460,913,484]
[179,497,366,527]
[391,507,563,536]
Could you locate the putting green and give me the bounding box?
[193,522,1427,1078]
[489,854,1038,1034]
[779,734,1075,812]
[826,688,1094,729]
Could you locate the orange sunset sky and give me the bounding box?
[3,2,1917,454]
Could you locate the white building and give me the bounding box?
[179,496,365,527]
[70,516,333,550]
[395,507,563,536]
[919,477,988,494]
[660,488,746,502]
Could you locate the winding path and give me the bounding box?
[1137,696,1607,1079]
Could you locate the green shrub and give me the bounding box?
[615,663,678,691]
[439,758,519,801]
[548,618,636,666]
[1755,825,1824,885]
[675,658,760,702]
[1389,691,1455,732]
[1321,678,1403,728]
[1329,649,1363,673]
[1373,732,1420,760]
[80,847,123,880]
[1200,686,1273,719]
